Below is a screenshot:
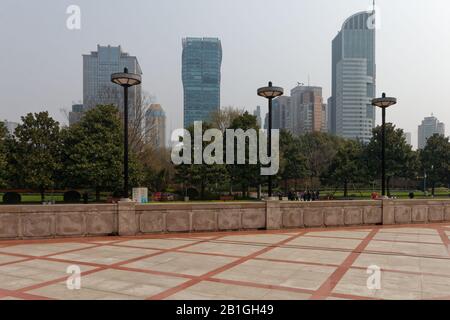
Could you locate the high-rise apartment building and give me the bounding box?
[182,37,222,128]
[329,10,376,143]
[83,45,142,115]
[418,115,446,149]
[145,104,166,149]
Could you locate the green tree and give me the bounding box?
[10,112,61,201]
[365,124,418,196]
[278,130,307,194]
[174,123,228,200]
[420,134,450,196]
[298,132,343,188]
[226,112,261,198]
[61,105,142,201]
[322,139,365,197]
[0,122,8,187]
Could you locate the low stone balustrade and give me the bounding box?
[0,199,449,240]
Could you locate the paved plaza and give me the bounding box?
[0,224,449,300]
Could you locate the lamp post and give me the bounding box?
[372,93,397,197]
[257,82,284,198]
[111,67,142,200]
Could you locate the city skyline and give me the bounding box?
[1,0,450,149]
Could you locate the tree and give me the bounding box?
[322,139,365,197]
[420,134,450,195]
[278,130,307,194]
[10,112,61,201]
[174,123,228,200]
[0,122,8,187]
[210,107,245,132]
[61,105,142,201]
[226,112,261,198]
[365,124,418,196]
[298,132,343,188]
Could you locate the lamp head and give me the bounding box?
[111,68,142,87]
[372,92,397,109]
[257,81,284,99]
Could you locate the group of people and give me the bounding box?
[287,190,321,202]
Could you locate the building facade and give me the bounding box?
[290,85,327,135]
[418,115,446,149]
[329,10,376,143]
[145,104,166,149]
[3,121,18,135]
[253,106,262,128]
[83,45,142,115]
[182,37,222,128]
[403,132,412,146]
[69,104,84,126]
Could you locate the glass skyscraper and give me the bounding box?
[182,38,222,128]
[83,45,142,115]
[329,10,376,143]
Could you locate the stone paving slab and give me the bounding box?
[0,223,448,300]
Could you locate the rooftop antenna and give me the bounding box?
[308,74,311,87]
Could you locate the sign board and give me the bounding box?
[132,188,148,204]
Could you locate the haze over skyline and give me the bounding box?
[1,0,449,148]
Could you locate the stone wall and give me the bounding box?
[382,199,450,225]
[136,202,266,234]
[0,200,449,240]
[0,204,117,240]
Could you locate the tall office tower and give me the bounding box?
[403,132,412,146]
[253,106,262,128]
[182,37,222,128]
[69,104,84,126]
[418,115,446,149]
[145,104,167,149]
[83,45,142,115]
[272,96,293,132]
[3,120,18,135]
[329,10,376,143]
[290,85,327,135]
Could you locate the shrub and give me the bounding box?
[3,192,21,204]
[63,191,81,203]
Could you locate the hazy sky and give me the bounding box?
[1,0,449,148]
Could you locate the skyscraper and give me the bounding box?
[329,10,376,143]
[253,106,262,128]
[145,104,167,149]
[418,115,446,149]
[403,132,412,146]
[182,37,222,128]
[83,45,142,114]
[3,120,18,135]
[290,85,327,135]
[69,104,84,126]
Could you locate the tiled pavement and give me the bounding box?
[0,224,449,300]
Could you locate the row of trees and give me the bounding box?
[0,105,168,201]
[0,105,448,201]
[174,109,450,199]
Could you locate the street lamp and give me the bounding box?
[111,67,142,200]
[258,82,284,198]
[372,93,397,197]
